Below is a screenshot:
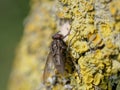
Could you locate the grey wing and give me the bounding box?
[43,52,55,84]
[53,54,65,74]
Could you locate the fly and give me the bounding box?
[43,32,68,84]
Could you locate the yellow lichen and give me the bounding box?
[93,73,103,85]
[86,83,93,90]
[105,39,115,49]
[73,41,89,53]
[109,0,120,16]
[53,84,64,90]
[94,50,103,59]
[100,24,112,37]
[70,48,80,59]
[97,63,105,70]
[112,60,120,74]
[92,34,102,46]
[118,54,120,62]
[99,80,108,90]
[85,25,96,35]
[83,73,93,84]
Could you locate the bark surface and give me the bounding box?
[8,0,120,90]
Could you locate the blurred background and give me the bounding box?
[0,0,30,90]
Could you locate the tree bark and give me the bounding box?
[8,0,120,90]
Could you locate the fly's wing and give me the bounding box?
[53,54,65,74]
[53,40,66,74]
[43,52,55,84]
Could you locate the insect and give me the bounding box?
[43,32,68,84]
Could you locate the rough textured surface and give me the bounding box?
[8,0,120,90]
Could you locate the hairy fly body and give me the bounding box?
[43,33,67,84]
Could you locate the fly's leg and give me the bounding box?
[62,29,81,79]
[62,28,71,39]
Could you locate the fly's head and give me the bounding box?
[52,33,64,40]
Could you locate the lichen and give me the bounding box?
[57,0,120,89]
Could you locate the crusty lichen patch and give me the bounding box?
[57,0,120,90]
